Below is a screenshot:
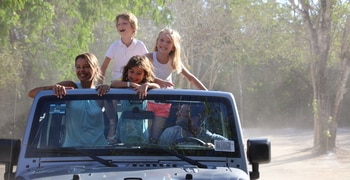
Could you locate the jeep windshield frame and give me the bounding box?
[25,90,241,159]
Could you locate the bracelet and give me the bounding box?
[127,81,130,87]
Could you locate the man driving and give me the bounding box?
[158,103,227,146]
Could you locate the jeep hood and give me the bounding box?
[16,165,249,180]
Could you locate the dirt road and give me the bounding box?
[245,127,350,180]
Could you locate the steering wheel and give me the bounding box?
[174,137,207,146]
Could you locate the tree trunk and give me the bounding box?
[290,0,336,154]
[331,14,350,150]
[311,54,331,154]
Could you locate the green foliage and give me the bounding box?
[1,0,172,84]
[0,50,22,87]
[0,0,25,46]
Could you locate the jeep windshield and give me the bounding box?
[26,89,240,159]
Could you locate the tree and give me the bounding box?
[289,0,350,154]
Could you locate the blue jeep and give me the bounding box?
[0,89,270,180]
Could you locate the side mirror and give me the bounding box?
[247,138,271,179]
[0,139,21,180]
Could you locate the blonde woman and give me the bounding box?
[145,28,208,143]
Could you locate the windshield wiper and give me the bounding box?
[154,147,208,168]
[36,148,117,167]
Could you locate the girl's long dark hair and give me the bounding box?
[121,55,155,83]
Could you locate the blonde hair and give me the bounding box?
[116,12,138,36]
[154,28,182,74]
[75,53,102,84]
